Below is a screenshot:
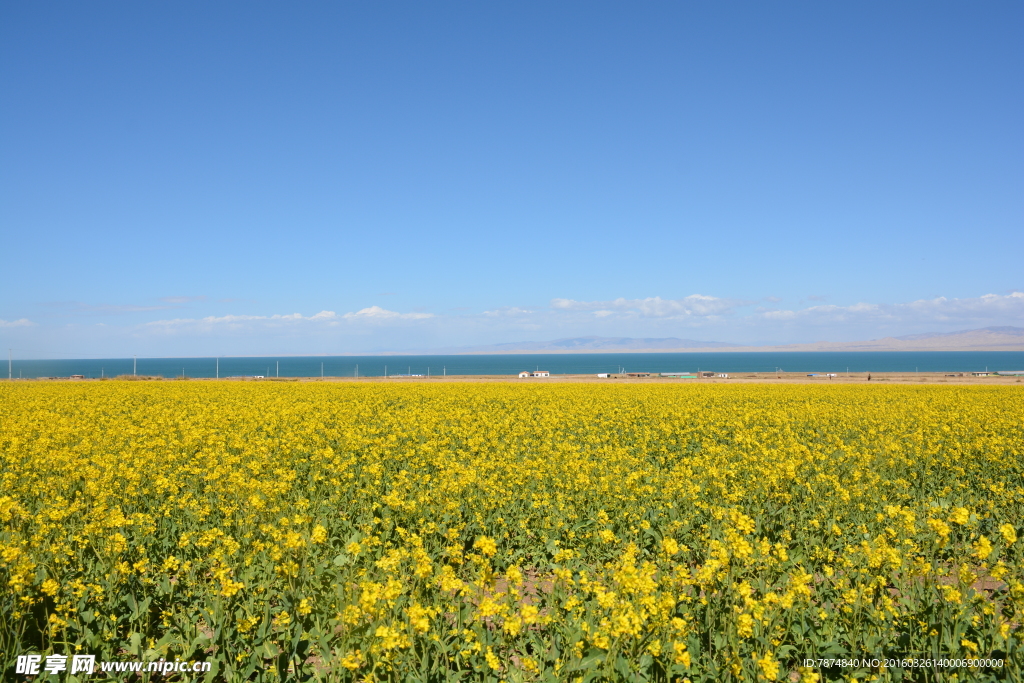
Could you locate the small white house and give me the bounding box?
[532,370,550,377]
[597,373,609,378]
[518,371,531,378]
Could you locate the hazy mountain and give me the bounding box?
[456,336,739,353]
[892,326,1024,341]
[358,327,1024,355]
[739,326,1024,353]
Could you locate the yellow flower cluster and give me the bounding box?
[0,380,1021,680]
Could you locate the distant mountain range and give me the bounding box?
[453,336,739,353]
[401,326,1024,354]
[764,326,1024,352]
[892,326,1024,342]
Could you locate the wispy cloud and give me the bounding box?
[341,306,432,320]
[146,312,330,327]
[10,291,1022,356]
[160,295,207,304]
[482,306,535,317]
[145,307,432,331]
[757,292,1024,326]
[0,318,35,327]
[40,301,175,315]
[544,292,1024,330]
[550,295,746,318]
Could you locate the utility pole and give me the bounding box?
[134,355,137,376]
[321,362,324,378]
[276,361,279,377]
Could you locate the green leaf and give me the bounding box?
[129,631,142,657]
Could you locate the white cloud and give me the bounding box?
[551,295,743,318]
[482,307,534,317]
[761,309,797,320]
[145,307,431,330]
[160,295,207,304]
[11,291,1022,357]
[308,310,339,320]
[756,292,1024,326]
[0,318,35,327]
[146,313,290,327]
[342,306,432,320]
[42,301,174,314]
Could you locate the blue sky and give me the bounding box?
[1,1,1022,357]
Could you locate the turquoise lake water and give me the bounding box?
[6,351,1023,379]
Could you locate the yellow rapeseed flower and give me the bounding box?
[473,536,497,557]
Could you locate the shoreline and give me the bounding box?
[382,344,1024,354]
[15,372,1023,386]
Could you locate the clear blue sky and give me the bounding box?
[2,1,1021,357]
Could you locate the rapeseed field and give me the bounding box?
[1,381,1021,681]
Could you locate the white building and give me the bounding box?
[518,371,531,378]
[532,370,550,377]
